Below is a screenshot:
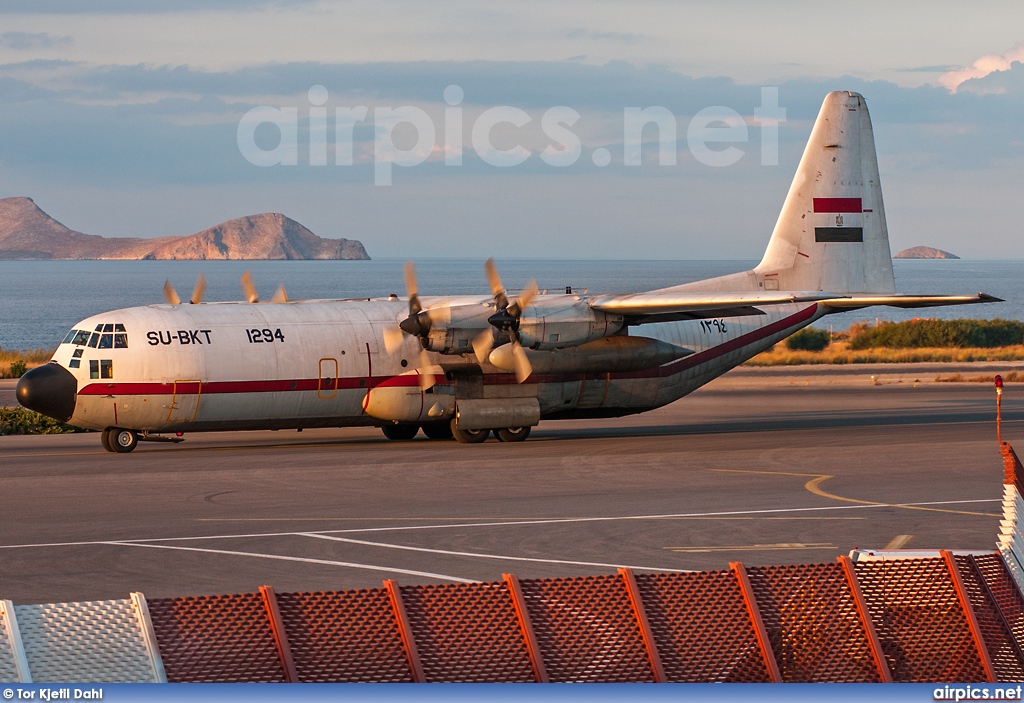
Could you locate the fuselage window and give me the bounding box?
[87,333,100,348]
[98,334,113,349]
[71,330,91,346]
[69,360,80,368]
[114,334,128,348]
[62,330,78,344]
[102,324,114,333]
[89,360,99,379]
[100,360,113,379]
[72,349,83,358]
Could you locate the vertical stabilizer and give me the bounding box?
[755,91,895,294]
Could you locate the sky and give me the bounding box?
[0,1,1022,260]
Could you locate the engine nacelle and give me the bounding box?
[421,303,500,355]
[363,374,455,423]
[489,335,691,374]
[517,298,624,350]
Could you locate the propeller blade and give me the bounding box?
[511,340,533,383]
[163,280,181,305]
[509,279,538,317]
[241,270,258,303]
[473,329,495,364]
[270,284,288,303]
[484,257,509,309]
[383,326,405,355]
[404,260,422,315]
[189,274,206,304]
[417,348,436,391]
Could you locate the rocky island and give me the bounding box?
[893,246,959,260]
[0,196,369,260]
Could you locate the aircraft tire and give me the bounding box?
[100,428,116,453]
[111,429,139,453]
[450,420,489,444]
[381,424,419,440]
[495,426,531,443]
[421,422,454,440]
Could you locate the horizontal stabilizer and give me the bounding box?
[820,293,1002,311]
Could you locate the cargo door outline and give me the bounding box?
[318,358,338,398]
[168,380,202,422]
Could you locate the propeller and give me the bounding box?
[474,258,538,383]
[163,274,206,305]
[241,270,259,303]
[383,261,441,391]
[239,271,289,304]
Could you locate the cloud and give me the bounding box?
[0,31,72,50]
[940,44,1024,92]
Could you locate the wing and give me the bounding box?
[588,291,1002,326]
[588,291,842,324]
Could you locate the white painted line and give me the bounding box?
[103,541,478,583]
[300,532,687,573]
[0,498,1000,552]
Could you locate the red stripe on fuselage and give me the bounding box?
[812,197,862,213]
[78,305,818,396]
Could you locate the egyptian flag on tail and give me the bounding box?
[813,196,864,242]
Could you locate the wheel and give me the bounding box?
[422,422,454,440]
[450,419,489,444]
[100,428,115,453]
[381,424,419,440]
[111,429,138,453]
[496,426,531,443]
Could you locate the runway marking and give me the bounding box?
[0,498,998,552]
[301,532,685,573]
[665,542,837,553]
[712,469,1001,517]
[884,534,914,550]
[102,541,477,583]
[197,516,867,522]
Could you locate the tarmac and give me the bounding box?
[1,364,1022,604]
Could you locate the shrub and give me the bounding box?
[0,407,85,435]
[849,318,1024,350]
[785,327,831,352]
[8,359,27,378]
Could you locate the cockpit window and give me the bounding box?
[73,324,127,348]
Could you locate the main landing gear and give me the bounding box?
[379,422,532,444]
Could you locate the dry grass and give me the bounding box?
[0,347,51,378]
[746,341,1024,366]
[934,370,1024,383]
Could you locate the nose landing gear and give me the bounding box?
[101,428,139,453]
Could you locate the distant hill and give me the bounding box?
[0,197,369,260]
[893,246,959,260]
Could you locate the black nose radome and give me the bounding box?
[17,362,78,423]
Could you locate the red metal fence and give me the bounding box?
[143,553,1024,683]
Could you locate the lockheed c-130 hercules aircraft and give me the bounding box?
[17,91,999,451]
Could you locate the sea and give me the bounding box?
[1,258,1022,351]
